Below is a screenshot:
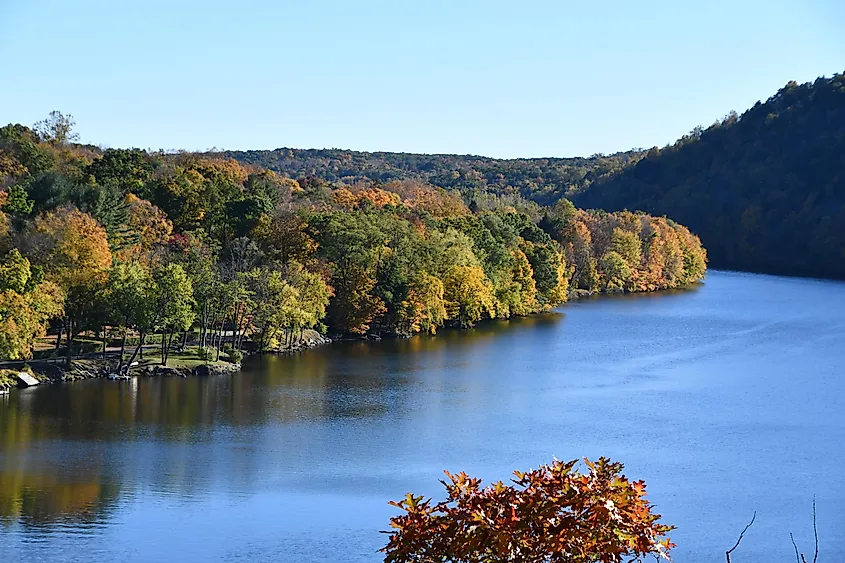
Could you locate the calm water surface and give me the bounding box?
[1,271,844,562]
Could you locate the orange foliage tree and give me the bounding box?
[382,458,674,563]
[30,207,112,365]
[119,194,173,264]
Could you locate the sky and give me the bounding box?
[1,0,843,158]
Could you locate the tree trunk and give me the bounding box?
[215,319,225,362]
[181,329,189,351]
[123,333,146,375]
[232,307,241,351]
[201,302,208,348]
[160,330,167,365]
[64,320,74,368]
[168,328,175,364]
[54,324,63,363]
[118,329,127,370]
[163,328,173,365]
[102,325,108,359]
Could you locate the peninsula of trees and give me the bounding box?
[0,114,706,366]
[223,72,845,280]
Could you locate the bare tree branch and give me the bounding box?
[726,511,756,563]
[790,533,801,563]
[812,497,818,563]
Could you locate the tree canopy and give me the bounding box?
[214,72,845,280]
[0,113,706,363]
[382,458,674,563]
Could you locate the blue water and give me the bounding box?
[1,270,843,562]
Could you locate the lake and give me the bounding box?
[1,270,844,562]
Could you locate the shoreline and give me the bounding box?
[1,285,706,393]
[0,331,334,392]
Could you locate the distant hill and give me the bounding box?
[220,148,643,206]
[575,73,845,279]
[223,72,845,280]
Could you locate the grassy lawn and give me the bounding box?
[136,347,238,369]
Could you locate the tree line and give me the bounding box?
[220,147,643,206]
[219,73,845,280]
[0,113,706,366]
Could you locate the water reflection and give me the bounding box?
[0,466,120,528]
[0,313,569,527]
[1,273,843,563]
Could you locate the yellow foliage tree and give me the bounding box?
[399,273,447,334]
[443,265,496,327]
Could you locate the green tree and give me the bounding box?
[247,269,299,351]
[106,261,152,369]
[33,111,79,145]
[122,263,194,368]
[600,251,633,291]
[1,184,34,215]
[154,264,195,365]
[85,148,156,196]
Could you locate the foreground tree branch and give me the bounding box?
[725,511,756,563]
[382,457,675,563]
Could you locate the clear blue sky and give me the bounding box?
[1,0,843,158]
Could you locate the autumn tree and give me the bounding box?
[443,265,496,327]
[313,211,388,335]
[0,123,55,178]
[285,261,332,343]
[26,207,112,365]
[258,208,318,265]
[610,228,642,268]
[0,117,709,353]
[0,192,10,248]
[0,249,64,360]
[383,458,674,563]
[398,273,447,335]
[119,193,173,264]
[494,248,539,318]
[245,268,299,351]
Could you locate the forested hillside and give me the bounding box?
[220,148,643,206]
[224,72,845,279]
[0,113,705,364]
[574,73,845,278]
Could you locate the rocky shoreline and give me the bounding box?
[1,360,244,390]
